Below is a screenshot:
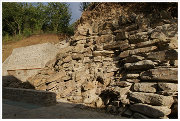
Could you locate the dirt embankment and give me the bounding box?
[2,33,68,63]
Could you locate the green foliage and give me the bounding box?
[23,28,32,37]
[67,22,76,36]
[79,2,90,12]
[2,2,72,42]
[2,33,23,42]
[47,2,72,33]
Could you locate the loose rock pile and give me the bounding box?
[26,3,178,119]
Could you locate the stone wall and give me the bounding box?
[2,87,56,106]
[3,3,178,119]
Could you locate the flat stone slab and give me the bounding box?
[140,68,178,82]
[129,103,171,118]
[7,43,60,70]
[133,82,157,92]
[130,92,174,107]
[124,60,157,70]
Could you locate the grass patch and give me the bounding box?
[2,34,25,43]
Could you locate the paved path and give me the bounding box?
[2,99,130,119]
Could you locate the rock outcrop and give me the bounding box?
[3,2,178,119]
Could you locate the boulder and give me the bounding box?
[99,29,113,35]
[128,32,149,44]
[135,38,169,48]
[112,19,119,28]
[46,71,66,83]
[129,46,158,55]
[72,44,84,53]
[119,15,130,25]
[124,60,157,70]
[140,68,178,82]
[83,57,91,63]
[124,24,138,32]
[158,83,178,92]
[76,23,92,35]
[95,34,115,44]
[130,13,137,22]
[126,72,140,79]
[151,31,167,39]
[75,71,89,84]
[82,81,97,91]
[129,103,171,118]
[123,55,144,63]
[103,72,114,78]
[133,82,157,92]
[147,49,178,61]
[126,79,140,83]
[63,55,72,63]
[92,50,114,57]
[120,46,158,58]
[116,31,128,40]
[95,97,103,107]
[103,40,129,50]
[130,92,174,107]
[109,86,131,96]
[83,47,93,57]
[92,22,99,33]
[158,39,178,50]
[102,22,114,30]
[74,35,87,41]
[47,81,57,90]
[136,17,150,29]
[119,50,130,58]
[155,23,178,32]
[82,88,98,104]
[93,56,102,62]
[147,51,166,61]
[115,81,132,87]
[33,78,45,87]
[72,53,84,60]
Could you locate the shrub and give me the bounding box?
[23,28,32,37]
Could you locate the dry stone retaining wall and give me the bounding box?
[3,3,178,119]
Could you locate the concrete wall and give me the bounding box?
[2,87,56,106]
[2,41,69,82]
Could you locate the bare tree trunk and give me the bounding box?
[15,21,21,35]
[54,23,59,33]
[4,18,16,36]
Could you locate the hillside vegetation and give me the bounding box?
[2,2,75,43]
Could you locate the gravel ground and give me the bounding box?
[2,99,130,119]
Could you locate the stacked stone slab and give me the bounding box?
[4,3,178,119]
